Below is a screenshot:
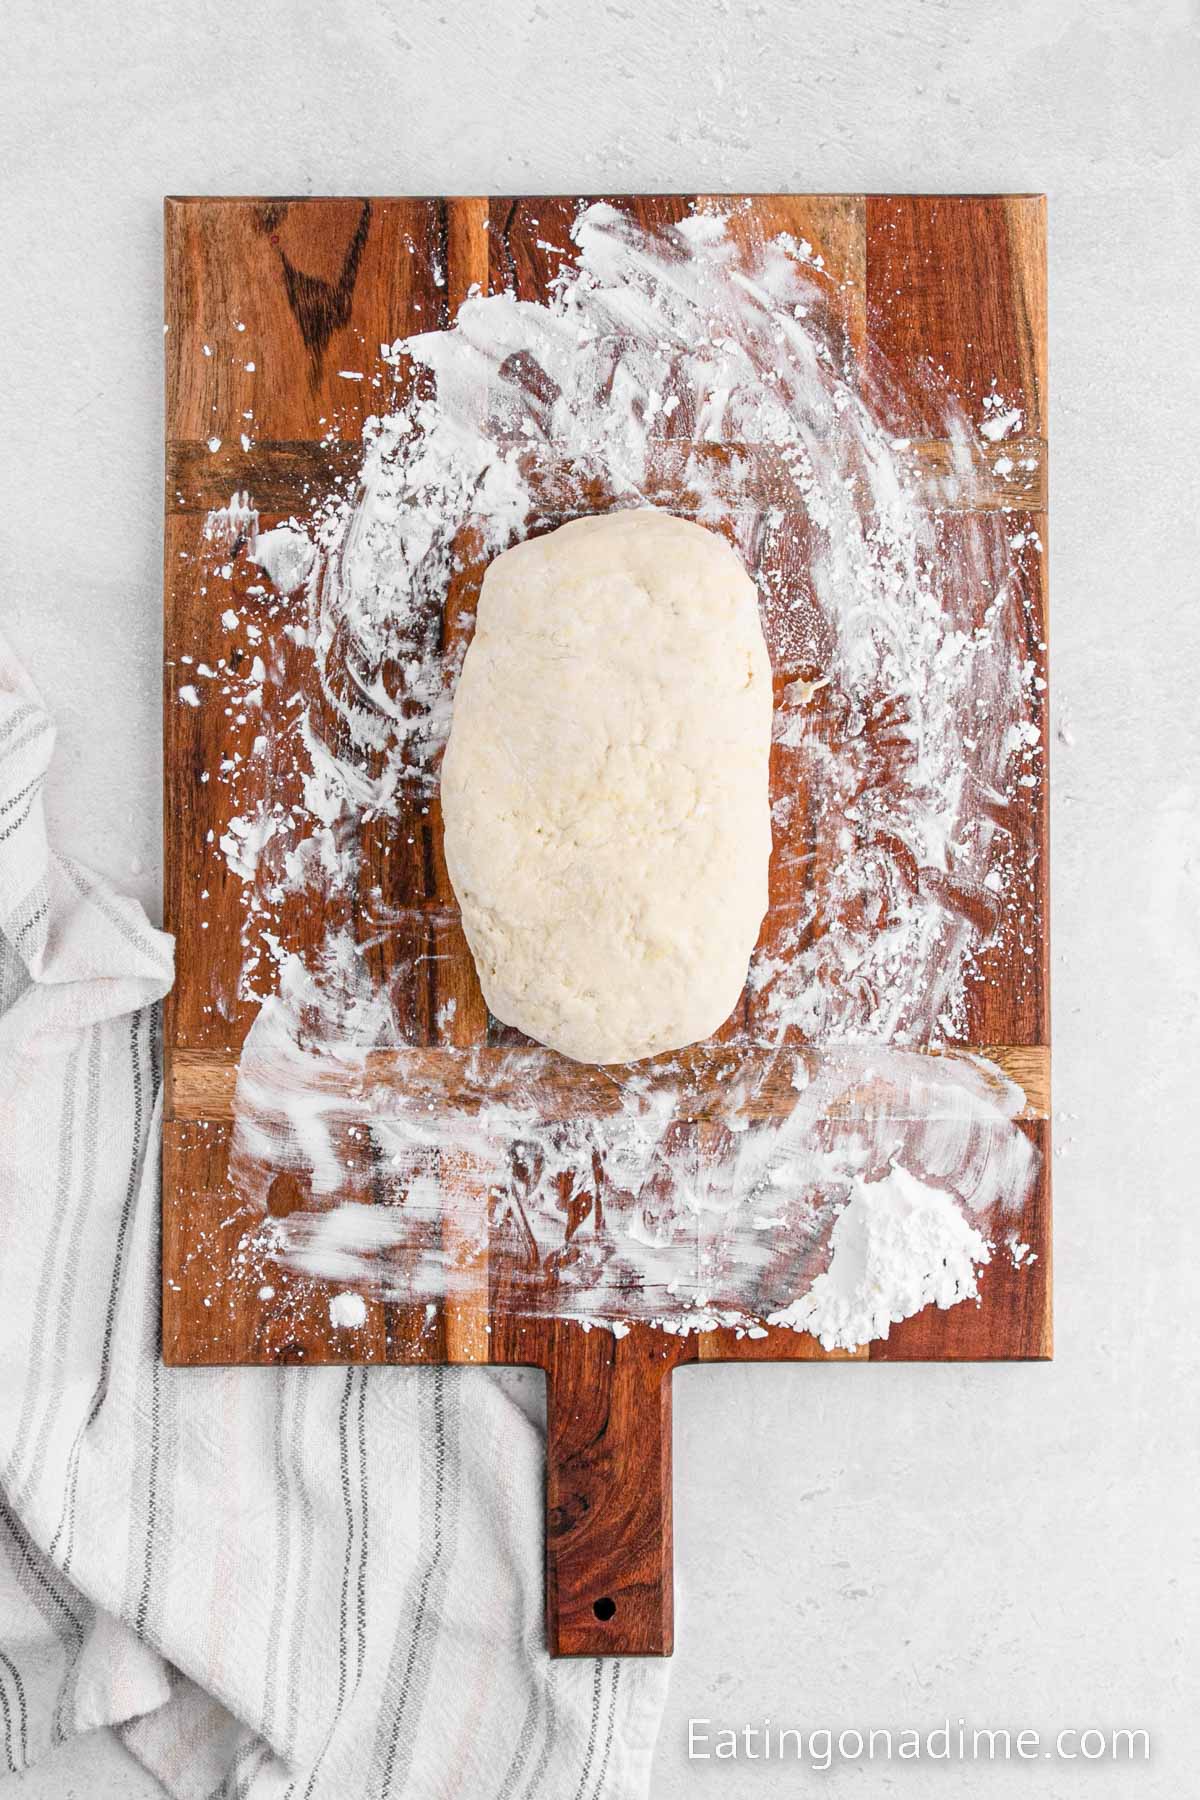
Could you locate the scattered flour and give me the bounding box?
[328,1291,368,1330]
[251,526,316,596]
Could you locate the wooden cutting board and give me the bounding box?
[162,193,1050,1656]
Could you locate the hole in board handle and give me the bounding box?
[592,1596,617,1622]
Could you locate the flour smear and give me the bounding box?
[198,200,1044,1351]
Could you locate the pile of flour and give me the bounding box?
[770,1163,992,1351]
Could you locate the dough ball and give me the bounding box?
[440,508,773,1064]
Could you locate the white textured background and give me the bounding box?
[2,0,1198,1794]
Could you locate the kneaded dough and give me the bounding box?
[440,508,773,1064]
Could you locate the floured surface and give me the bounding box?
[163,195,1049,1362]
[228,1016,1035,1336]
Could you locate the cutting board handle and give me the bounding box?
[543,1323,675,1656]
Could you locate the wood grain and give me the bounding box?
[863,194,1047,437]
[167,434,1046,519]
[164,195,1050,1656]
[167,1041,1051,1123]
[543,1324,680,1656]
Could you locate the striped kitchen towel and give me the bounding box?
[0,633,669,1798]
